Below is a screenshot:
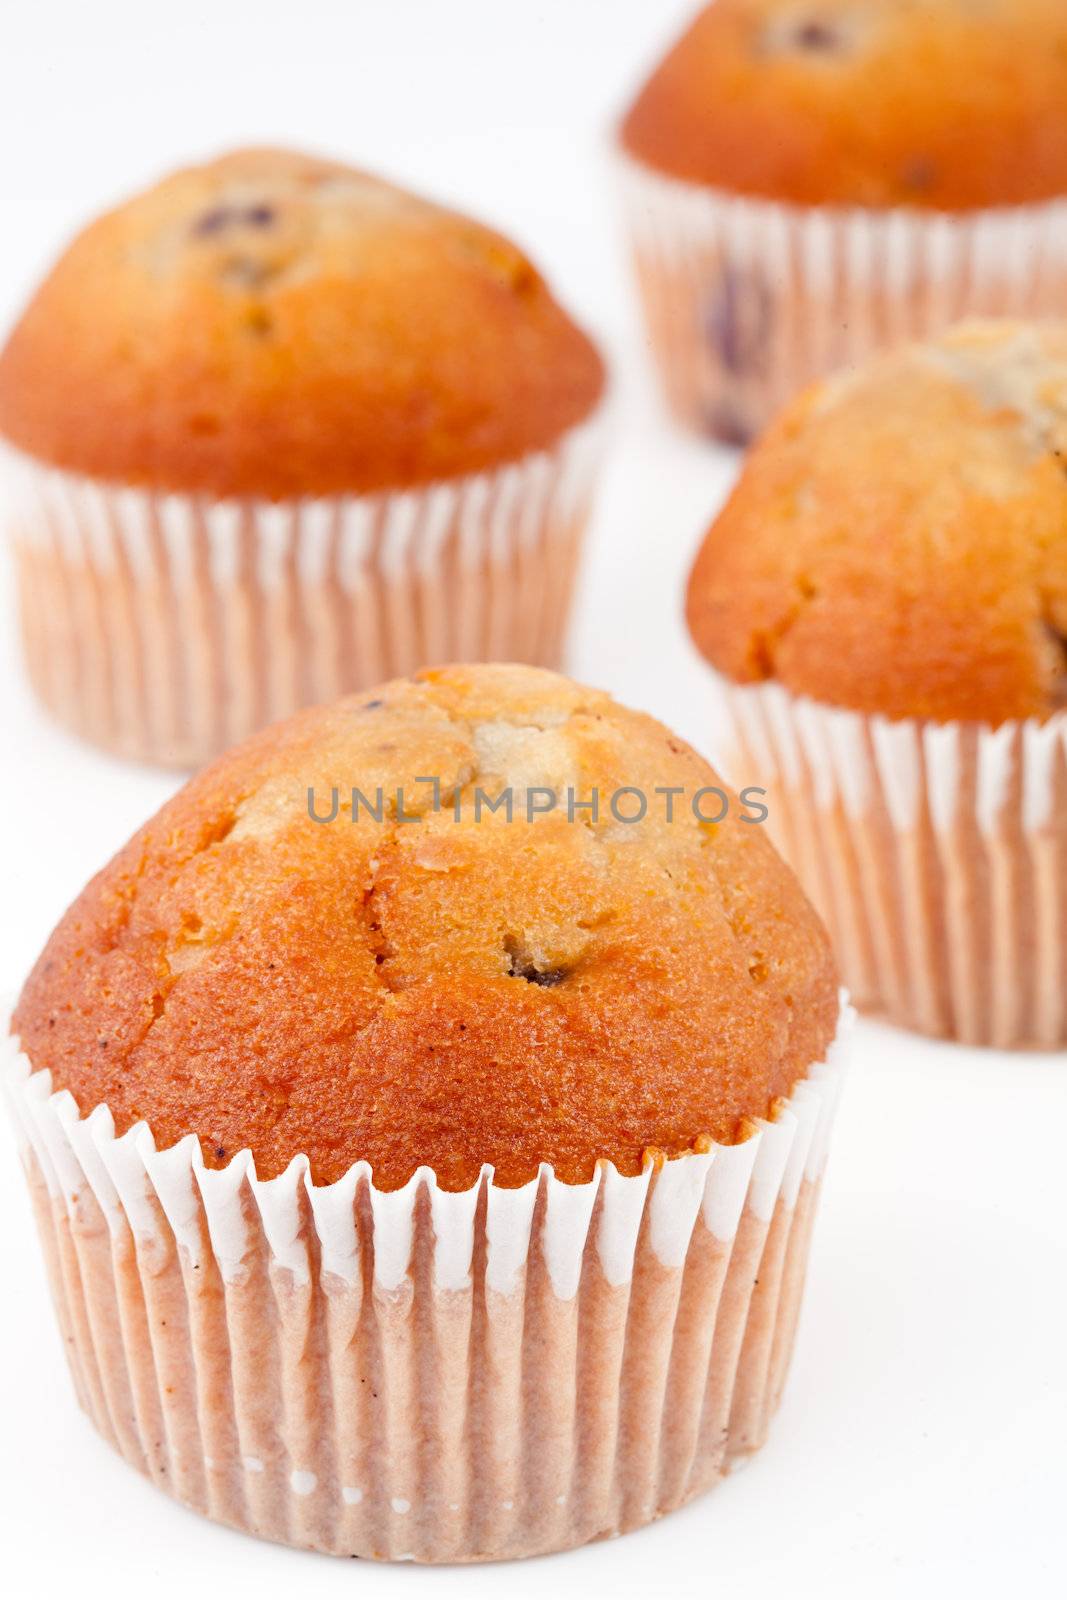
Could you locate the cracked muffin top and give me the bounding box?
[13,664,838,1190]
[620,0,1067,210]
[0,148,605,499]
[686,321,1067,725]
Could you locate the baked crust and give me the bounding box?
[0,149,605,497]
[686,321,1067,725]
[13,664,838,1190]
[621,0,1067,211]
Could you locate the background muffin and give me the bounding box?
[7,662,846,1561]
[687,320,1067,1045]
[618,0,1067,443]
[0,149,606,765]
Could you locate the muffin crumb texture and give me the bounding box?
[687,321,1067,725]
[0,148,604,496]
[13,665,837,1189]
[621,0,1067,210]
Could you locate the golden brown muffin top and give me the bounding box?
[621,0,1067,210]
[686,321,1067,726]
[0,148,605,498]
[13,665,838,1190]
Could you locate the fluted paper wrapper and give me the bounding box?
[618,150,1067,445]
[2,414,603,769]
[4,1008,848,1563]
[715,677,1067,1047]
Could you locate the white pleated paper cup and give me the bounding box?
[713,675,1067,1048]
[4,1003,849,1563]
[617,149,1067,446]
[1,413,604,770]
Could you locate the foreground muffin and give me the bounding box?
[618,0,1067,444]
[687,321,1067,1046]
[0,149,606,766]
[5,664,846,1562]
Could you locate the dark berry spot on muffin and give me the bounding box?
[193,205,235,237]
[705,270,773,383]
[504,935,567,987]
[790,19,843,53]
[362,698,385,711]
[758,10,876,61]
[760,13,855,58]
[192,203,276,237]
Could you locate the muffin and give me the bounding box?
[4,663,847,1562]
[0,149,606,766]
[618,0,1067,445]
[687,320,1067,1046]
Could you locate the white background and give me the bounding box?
[0,3,1065,1596]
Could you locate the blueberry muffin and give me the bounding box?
[0,149,606,764]
[618,0,1067,443]
[687,320,1067,1045]
[7,663,847,1561]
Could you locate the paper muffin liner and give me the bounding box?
[617,150,1067,445]
[1,413,603,769]
[713,675,1067,1047]
[3,1003,849,1563]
